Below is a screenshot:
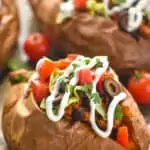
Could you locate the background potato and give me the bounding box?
[29,0,150,74]
[0,0,19,70]
[2,71,150,150]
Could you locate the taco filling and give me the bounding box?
[23,54,140,149]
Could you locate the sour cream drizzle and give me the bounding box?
[44,56,127,138]
[104,0,150,31]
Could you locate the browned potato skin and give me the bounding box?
[29,0,150,74]
[2,72,150,150]
[0,0,19,70]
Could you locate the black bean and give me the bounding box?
[71,108,85,122]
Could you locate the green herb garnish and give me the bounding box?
[72,63,79,69]
[11,75,26,84]
[84,58,91,65]
[83,84,93,93]
[91,92,102,104]
[115,105,124,121]
[95,58,103,69]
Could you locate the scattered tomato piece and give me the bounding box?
[67,54,80,61]
[56,59,71,70]
[37,59,57,81]
[116,126,129,149]
[74,0,87,9]
[24,33,50,62]
[97,72,113,92]
[127,71,150,104]
[79,69,94,85]
[32,80,49,104]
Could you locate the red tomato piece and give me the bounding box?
[67,54,80,61]
[56,54,80,70]
[79,69,94,85]
[127,71,150,104]
[37,59,56,81]
[24,33,50,62]
[32,80,49,104]
[74,0,87,9]
[117,126,129,149]
[97,72,113,93]
[56,59,71,70]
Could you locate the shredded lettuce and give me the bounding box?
[95,103,106,120]
[49,69,64,92]
[40,99,46,110]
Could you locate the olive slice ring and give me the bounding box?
[103,78,121,98]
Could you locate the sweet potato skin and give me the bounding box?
[2,78,150,150]
[0,0,19,69]
[2,82,125,150]
[29,0,150,74]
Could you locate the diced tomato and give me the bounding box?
[74,0,87,9]
[56,54,80,70]
[37,59,57,81]
[67,54,80,61]
[32,80,49,104]
[97,72,113,92]
[117,126,129,149]
[79,69,94,85]
[56,59,71,70]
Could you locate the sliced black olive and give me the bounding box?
[103,78,120,98]
[71,108,85,122]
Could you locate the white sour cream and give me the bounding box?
[43,56,127,138]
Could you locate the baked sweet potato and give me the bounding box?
[29,0,150,74]
[0,0,19,70]
[2,55,150,150]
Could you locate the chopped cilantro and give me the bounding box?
[115,105,124,121]
[84,58,91,65]
[91,92,102,104]
[72,63,79,69]
[95,58,103,69]
[11,75,26,84]
[83,84,93,93]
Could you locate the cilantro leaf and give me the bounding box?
[91,92,102,104]
[95,57,103,69]
[115,105,124,121]
[83,84,93,93]
[11,75,26,84]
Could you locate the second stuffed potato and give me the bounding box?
[29,0,150,74]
